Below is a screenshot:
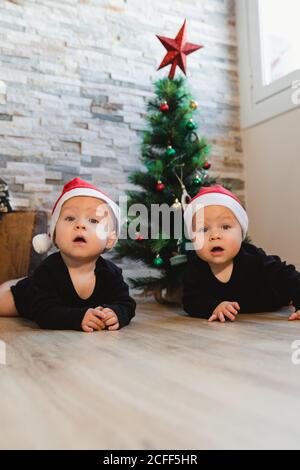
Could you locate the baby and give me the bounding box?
[183,185,300,323]
[0,178,136,331]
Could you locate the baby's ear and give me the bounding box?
[105,230,118,251]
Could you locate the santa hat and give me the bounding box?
[184,185,248,240]
[32,178,121,254]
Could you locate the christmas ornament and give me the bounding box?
[0,178,12,221]
[159,101,169,112]
[156,19,204,80]
[173,165,191,210]
[190,100,198,110]
[186,118,197,130]
[202,171,209,182]
[135,232,144,241]
[203,161,211,170]
[172,198,182,210]
[156,180,165,191]
[181,188,191,210]
[153,254,164,267]
[193,173,202,185]
[166,145,176,157]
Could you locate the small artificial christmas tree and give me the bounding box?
[0,178,12,221]
[115,21,217,303]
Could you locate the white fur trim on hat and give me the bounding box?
[184,192,248,240]
[32,233,52,254]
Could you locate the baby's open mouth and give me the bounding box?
[211,246,224,253]
[73,236,87,243]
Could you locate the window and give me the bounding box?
[236,0,300,128]
[260,0,300,86]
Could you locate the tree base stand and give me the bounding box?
[153,285,183,306]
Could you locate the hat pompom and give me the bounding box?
[32,233,52,254]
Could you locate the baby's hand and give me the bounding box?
[288,310,300,321]
[94,306,120,331]
[208,301,240,323]
[81,308,106,332]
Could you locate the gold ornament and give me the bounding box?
[172,198,182,210]
[190,100,198,110]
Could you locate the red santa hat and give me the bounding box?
[32,178,121,254]
[184,185,248,240]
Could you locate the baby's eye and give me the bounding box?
[222,224,231,230]
[65,216,75,221]
[198,227,208,233]
[89,218,99,224]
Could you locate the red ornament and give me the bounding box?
[203,162,211,170]
[135,232,144,241]
[156,180,165,191]
[156,19,204,80]
[160,101,169,112]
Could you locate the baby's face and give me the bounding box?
[192,205,243,266]
[54,196,116,259]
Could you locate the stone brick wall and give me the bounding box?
[0,0,244,276]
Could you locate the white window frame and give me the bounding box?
[236,0,300,128]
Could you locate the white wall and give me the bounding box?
[243,107,300,268]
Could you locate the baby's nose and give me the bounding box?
[76,220,86,229]
[210,231,221,239]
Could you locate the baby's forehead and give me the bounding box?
[193,205,236,223]
[61,196,106,211]
[204,205,234,219]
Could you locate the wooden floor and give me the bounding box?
[0,301,300,450]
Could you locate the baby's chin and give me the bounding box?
[196,251,229,263]
[58,241,106,256]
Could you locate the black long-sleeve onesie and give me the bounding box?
[183,242,300,319]
[11,252,136,330]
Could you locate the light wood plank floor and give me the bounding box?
[0,301,300,450]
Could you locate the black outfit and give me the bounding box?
[183,242,300,319]
[11,252,136,330]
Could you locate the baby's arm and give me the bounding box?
[96,266,136,329]
[30,264,94,330]
[259,248,300,321]
[182,265,221,319]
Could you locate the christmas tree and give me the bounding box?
[115,21,217,303]
[0,178,12,221]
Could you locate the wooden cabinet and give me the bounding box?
[0,211,47,283]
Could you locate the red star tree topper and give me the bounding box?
[156,19,203,79]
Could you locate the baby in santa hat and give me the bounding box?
[183,185,300,322]
[0,178,135,331]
